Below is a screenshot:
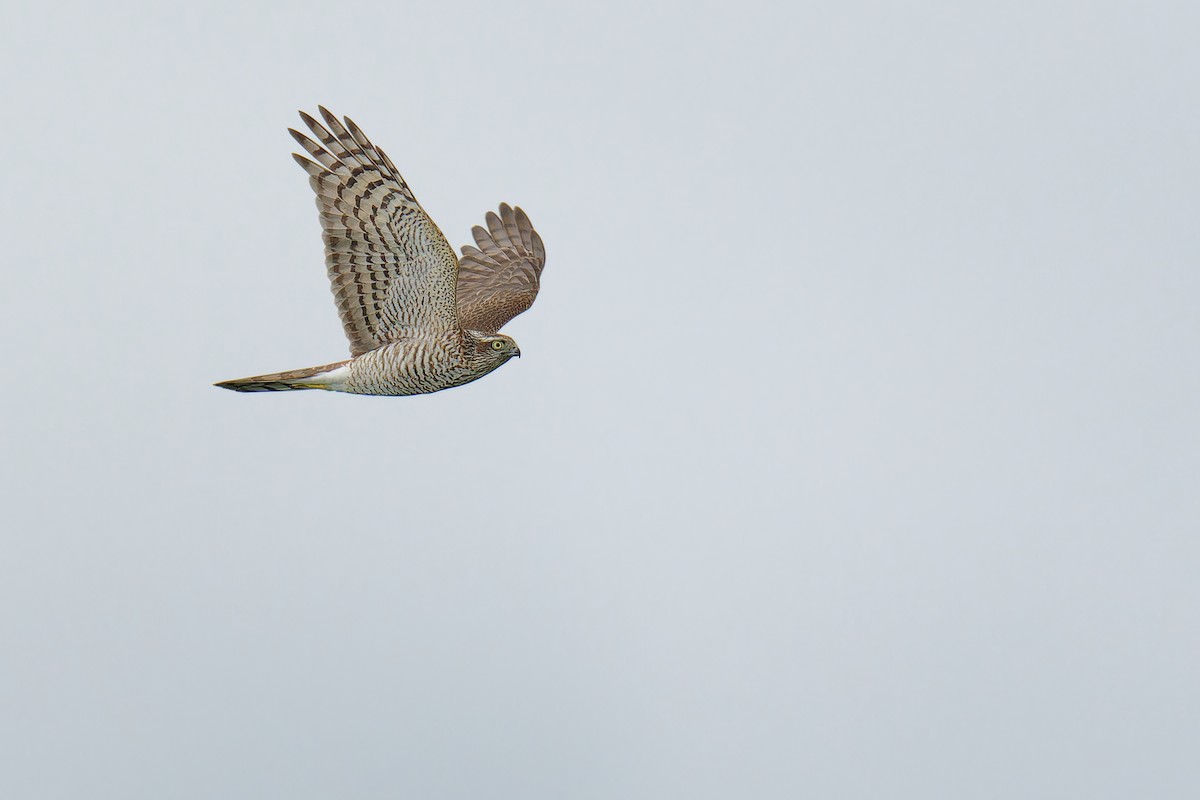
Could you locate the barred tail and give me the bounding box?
[214,360,350,393]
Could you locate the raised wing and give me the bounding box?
[290,107,460,356]
[456,204,546,333]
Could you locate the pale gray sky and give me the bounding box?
[2,1,1198,798]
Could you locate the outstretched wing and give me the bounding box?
[290,107,460,356]
[456,204,546,333]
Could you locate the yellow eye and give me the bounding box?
[491,340,505,351]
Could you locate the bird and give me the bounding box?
[215,107,545,395]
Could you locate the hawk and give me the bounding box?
[215,107,546,395]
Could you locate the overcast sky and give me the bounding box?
[2,1,1198,798]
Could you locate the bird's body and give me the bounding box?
[215,107,545,396]
[228,330,518,396]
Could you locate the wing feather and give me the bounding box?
[456,203,546,333]
[291,108,459,356]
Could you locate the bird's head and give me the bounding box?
[471,332,521,364]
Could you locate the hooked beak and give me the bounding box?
[513,348,521,358]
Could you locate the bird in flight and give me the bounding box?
[215,107,546,395]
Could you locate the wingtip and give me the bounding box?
[318,105,339,127]
[291,152,325,173]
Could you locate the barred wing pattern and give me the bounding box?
[291,107,460,356]
[456,204,546,333]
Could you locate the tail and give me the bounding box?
[214,360,350,393]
